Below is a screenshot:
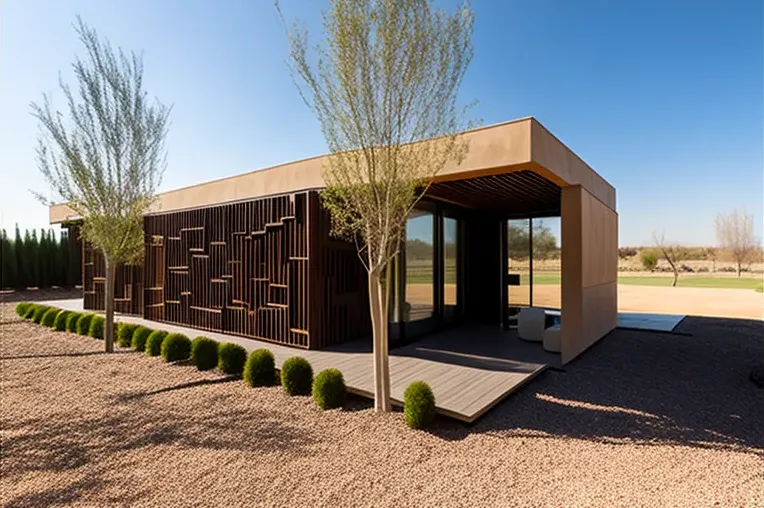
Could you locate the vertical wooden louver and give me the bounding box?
[81,190,370,349]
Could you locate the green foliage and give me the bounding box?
[190,336,218,371]
[217,343,247,375]
[403,381,436,429]
[0,226,77,290]
[161,333,191,362]
[53,310,71,331]
[243,349,276,387]
[281,357,313,396]
[41,308,59,327]
[145,330,168,357]
[89,315,105,339]
[131,326,153,352]
[117,323,138,348]
[32,305,49,324]
[23,304,38,320]
[312,368,346,410]
[65,312,82,332]
[640,249,658,271]
[76,313,94,335]
[15,302,30,317]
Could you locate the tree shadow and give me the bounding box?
[1,351,134,361]
[116,375,240,402]
[426,317,764,455]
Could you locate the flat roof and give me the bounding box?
[50,117,615,223]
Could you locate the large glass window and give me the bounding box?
[443,216,458,319]
[507,219,531,307]
[531,217,561,309]
[405,210,434,322]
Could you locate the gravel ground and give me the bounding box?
[1,302,762,508]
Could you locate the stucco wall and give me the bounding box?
[560,185,618,364]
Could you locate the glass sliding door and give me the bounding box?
[404,210,435,326]
[442,216,459,320]
[507,219,531,308]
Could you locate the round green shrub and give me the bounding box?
[131,326,153,352]
[217,342,247,375]
[15,302,30,317]
[89,315,105,339]
[243,349,276,387]
[53,310,71,331]
[41,308,58,327]
[76,313,94,335]
[117,323,138,348]
[403,381,436,430]
[65,312,82,332]
[161,333,191,362]
[145,330,168,357]
[281,357,313,396]
[191,336,218,371]
[32,305,50,324]
[23,304,38,320]
[312,368,346,410]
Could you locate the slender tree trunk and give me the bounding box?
[368,269,391,412]
[104,256,116,353]
[737,261,741,278]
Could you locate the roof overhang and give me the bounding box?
[50,117,615,224]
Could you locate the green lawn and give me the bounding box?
[404,260,764,291]
[529,273,763,291]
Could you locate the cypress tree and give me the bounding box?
[39,229,49,288]
[59,229,70,287]
[47,228,59,287]
[0,229,16,289]
[25,229,39,288]
[14,225,25,289]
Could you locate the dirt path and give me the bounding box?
[1,304,762,507]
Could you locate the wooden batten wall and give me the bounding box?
[81,190,370,349]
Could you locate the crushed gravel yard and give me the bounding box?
[1,301,762,508]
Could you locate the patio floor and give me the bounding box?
[41,298,553,423]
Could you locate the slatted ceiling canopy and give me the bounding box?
[426,170,562,217]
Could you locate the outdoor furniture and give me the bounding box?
[517,307,545,342]
[543,324,561,353]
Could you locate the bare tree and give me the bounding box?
[278,0,475,412]
[652,232,688,287]
[705,247,717,273]
[32,17,170,352]
[716,209,757,277]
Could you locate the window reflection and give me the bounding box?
[405,211,434,321]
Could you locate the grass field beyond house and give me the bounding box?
[527,273,763,291]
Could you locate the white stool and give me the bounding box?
[543,324,561,353]
[517,307,545,342]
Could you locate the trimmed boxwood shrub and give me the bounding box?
[403,381,436,430]
[161,333,191,362]
[131,326,153,352]
[15,302,30,317]
[23,304,38,320]
[89,315,105,339]
[53,310,71,331]
[65,312,82,332]
[145,330,168,357]
[281,357,313,396]
[32,305,50,324]
[41,308,58,327]
[312,368,346,410]
[191,336,218,371]
[117,323,138,348]
[76,313,94,335]
[217,342,247,375]
[243,349,276,387]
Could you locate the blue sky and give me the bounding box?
[1,0,761,246]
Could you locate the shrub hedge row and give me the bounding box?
[16,302,435,428]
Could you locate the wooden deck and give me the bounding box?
[42,299,557,422]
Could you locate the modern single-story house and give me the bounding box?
[50,117,617,364]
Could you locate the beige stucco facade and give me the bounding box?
[49,116,618,363]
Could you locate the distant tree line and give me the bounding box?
[0,226,81,290]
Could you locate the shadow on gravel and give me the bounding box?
[117,375,240,402]
[429,316,764,456]
[1,350,134,361]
